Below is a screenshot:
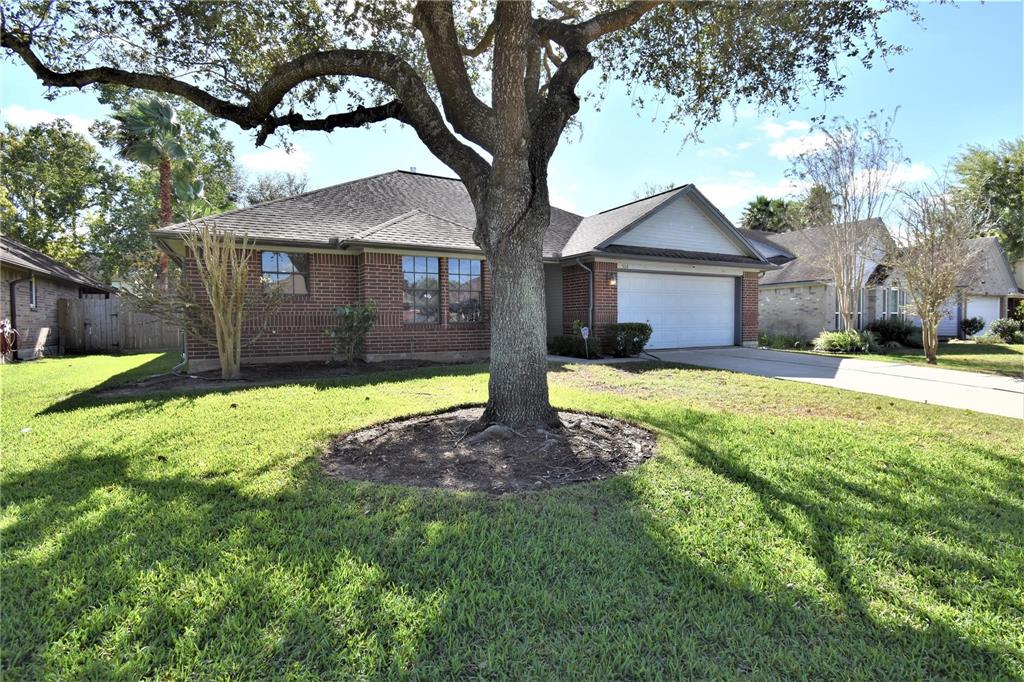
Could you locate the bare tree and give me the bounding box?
[790,113,905,331]
[885,181,984,363]
[123,222,283,379]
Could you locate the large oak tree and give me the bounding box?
[2,0,916,427]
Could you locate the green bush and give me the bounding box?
[812,329,879,354]
[904,328,923,349]
[549,334,594,358]
[603,322,653,357]
[989,318,1023,343]
[325,300,377,363]
[1010,304,1024,324]
[960,316,985,337]
[865,317,916,345]
[758,332,809,350]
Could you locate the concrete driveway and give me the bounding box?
[653,347,1024,419]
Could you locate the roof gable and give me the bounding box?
[610,191,745,256]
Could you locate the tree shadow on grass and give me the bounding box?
[4,405,1021,679]
[36,362,490,417]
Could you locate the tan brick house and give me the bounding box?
[1,236,112,360]
[153,171,773,371]
[741,225,1024,339]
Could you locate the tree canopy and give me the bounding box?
[0,120,116,266]
[740,195,801,233]
[954,138,1024,261]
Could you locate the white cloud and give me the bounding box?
[699,177,808,222]
[768,131,830,160]
[887,162,933,184]
[757,119,811,139]
[735,141,754,150]
[239,144,312,173]
[1,104,95,138]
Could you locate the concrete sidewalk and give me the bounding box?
[652,347,1024,419]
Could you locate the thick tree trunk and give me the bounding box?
[480,209,559,429]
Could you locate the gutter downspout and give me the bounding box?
[575,258,594,330]
[7,276,30,361]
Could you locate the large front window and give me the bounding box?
[261,252,309,295]
[448,258,482,323]
[402,256,439,324]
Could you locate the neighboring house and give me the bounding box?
[742,225,1024,339]
[0,236,113,359]
[153,170,773,371]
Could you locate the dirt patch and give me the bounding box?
[321,407,657,494]
[93,359,465,398]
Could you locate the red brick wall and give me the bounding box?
[183,249,491,362]
[741,271,759,343]
[1,267,82,359]
[561,262,617,340]
[361,253,490,357]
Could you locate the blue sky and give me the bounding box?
[1,1,1021,223]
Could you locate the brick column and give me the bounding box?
[740,271,759,345]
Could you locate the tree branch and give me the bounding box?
[536,1,663,49]
[2,26,491,202]
[255,100,406,146]
[461,19,495,57]
[412,1,495,150]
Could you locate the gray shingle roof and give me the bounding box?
[153,170,769,268]
[734,228,796,259]
[758,220,886,286]
[559,186,688,258]
[154,170,583,259]
[0,236,111,292]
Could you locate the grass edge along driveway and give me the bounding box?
[2,353,1022,679]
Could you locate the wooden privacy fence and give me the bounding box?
[57,297,182,354]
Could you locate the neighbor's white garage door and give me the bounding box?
[617,272,735,348]
[966,296,1002,333]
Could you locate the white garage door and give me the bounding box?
[966,296,1002,333]
[617,272,736,348]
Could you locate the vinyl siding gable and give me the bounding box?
[611,194,743,255]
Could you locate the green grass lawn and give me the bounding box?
[850,343,1023,377]
[799,342,1024,377]
[2,353,1022,679]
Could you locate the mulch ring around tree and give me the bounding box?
[321,406,657,495]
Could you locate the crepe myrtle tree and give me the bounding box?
[885,181,985,364]
[2,0,918,427]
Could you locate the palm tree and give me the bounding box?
[741,195,800,233]
[113,97,186,228]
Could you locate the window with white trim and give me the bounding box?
[834,287,863,330]
[29,275,37,308]
[881,285,907,320]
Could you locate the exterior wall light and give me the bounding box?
[608,274,617,287]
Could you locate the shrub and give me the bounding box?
[549,334,592,358]
[325,300,377,363]
[812,329,879,354]
[865,317,916,345]
[904,328,923,349]
[603,322,653,357]
[758,332,809,350]
[989,318,1023,344]
[959,316,985,338]
[1011,304,1024,324]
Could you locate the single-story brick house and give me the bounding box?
[0,236,113,360]
[741,225,1024,339]
[153,170,774,371]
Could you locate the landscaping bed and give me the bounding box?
[322,406,656,494]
